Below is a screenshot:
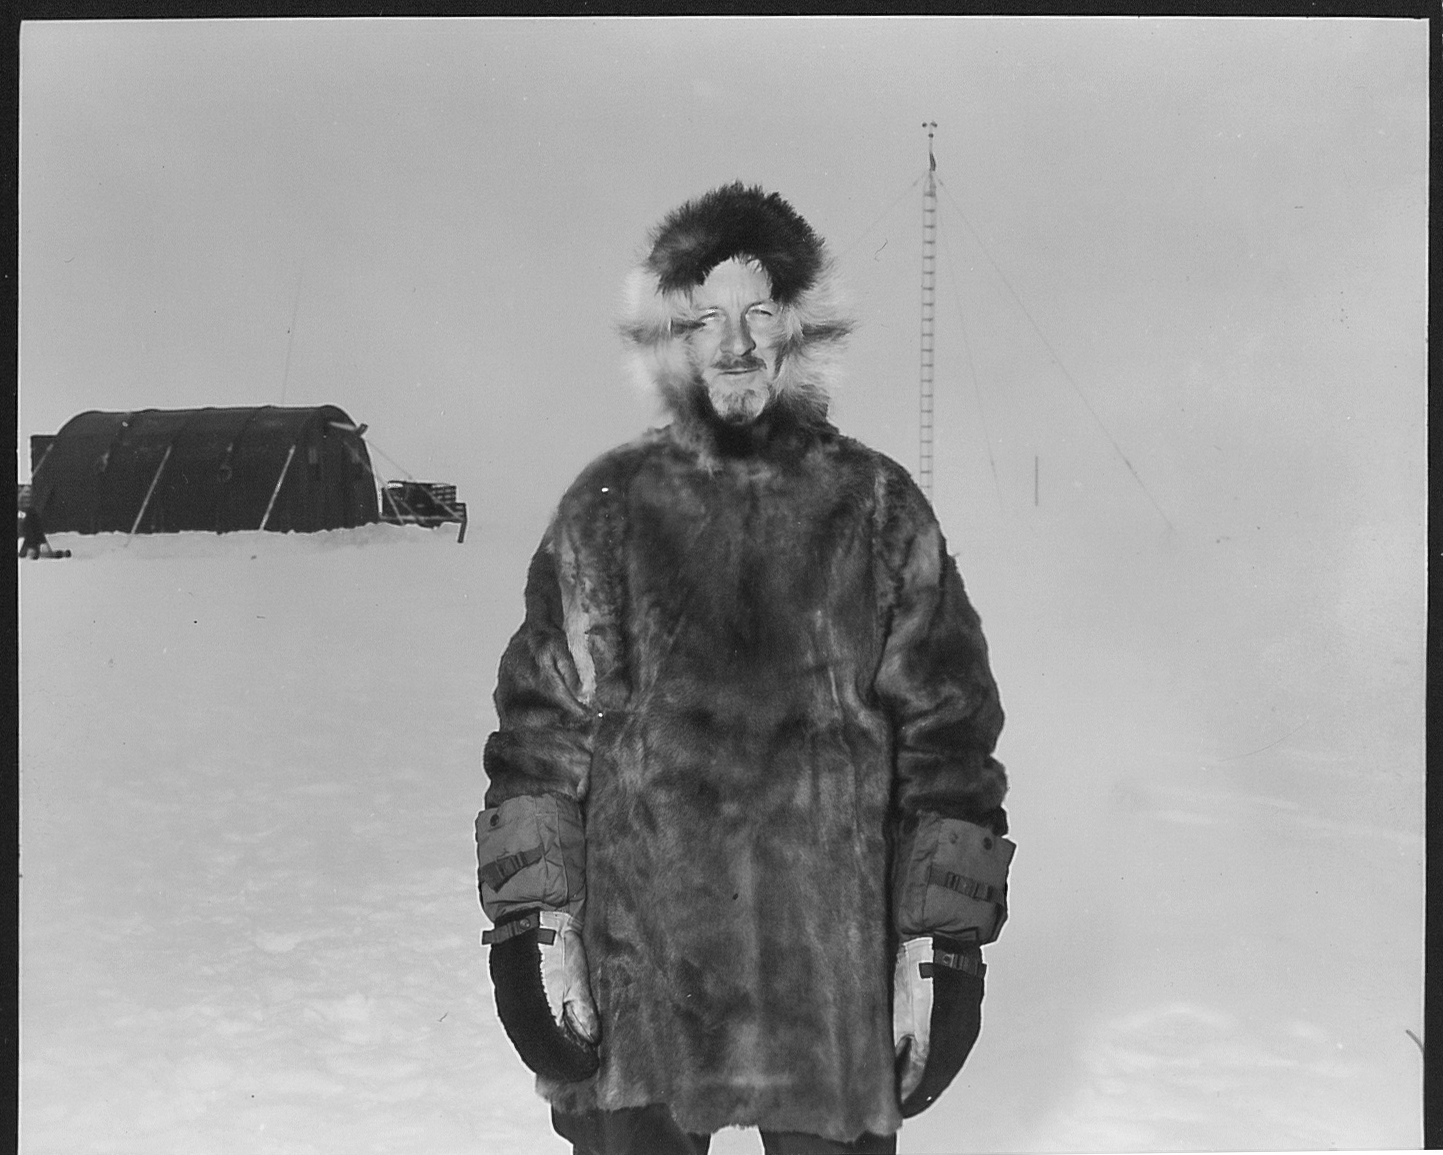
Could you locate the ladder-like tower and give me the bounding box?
[919,122,938,500]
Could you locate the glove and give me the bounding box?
[485,907,600,1082]
[893,933,985,1116]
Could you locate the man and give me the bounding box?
[17,504,69,559]
[476,183,1012,1155]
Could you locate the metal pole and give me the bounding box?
[128,444,173,538]
[280,265,303,406]
[31,440,55,480]
[920,121,937,501]
[260,443,298,531]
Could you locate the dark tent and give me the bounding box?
[31,406,380,535]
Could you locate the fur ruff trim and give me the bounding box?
[618,184,853,435]
[644,183,824,303]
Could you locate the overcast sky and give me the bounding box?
[19,15,1427,799]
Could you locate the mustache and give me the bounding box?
[714,356,766,373]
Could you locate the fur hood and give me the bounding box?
[619,183,853,437]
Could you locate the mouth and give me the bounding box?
[715,361,765,376]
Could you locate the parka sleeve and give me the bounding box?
[873,477,1008,836]
[482,522,598,808]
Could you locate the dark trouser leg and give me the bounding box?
[759,1128,898,1155]
[551,1105,712,1155]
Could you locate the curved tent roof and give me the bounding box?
[32,405,380,535]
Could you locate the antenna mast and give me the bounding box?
[919,122,938,500]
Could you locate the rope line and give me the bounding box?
[359,438,468,526]
[935,220,1006,516]
[362,439,416,483]
[935,176,1173,531]
[834,172,927,261]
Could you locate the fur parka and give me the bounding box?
[483,187,1006,1142]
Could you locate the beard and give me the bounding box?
[700,355,778,424]
[664,358,829,460]
[706,375,773,424]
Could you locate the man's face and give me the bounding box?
[686,258,784,424]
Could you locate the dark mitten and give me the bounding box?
[894,934,985,1117]
[486,908,600,1083]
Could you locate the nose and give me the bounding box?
[721,314,755,356]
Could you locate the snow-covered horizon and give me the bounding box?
[19,523,1423,1153]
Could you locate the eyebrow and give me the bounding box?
[694,299,775,314]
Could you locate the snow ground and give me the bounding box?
[18,525,1423,1153]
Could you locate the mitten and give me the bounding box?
[485,907,600,1082]
[893,934,984,1116]
[891,813,1014,1115]
[476,794,598,1082]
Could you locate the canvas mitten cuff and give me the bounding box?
[893,934,985,1117]
[475,793,587,922]
[892,813,1014,942]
